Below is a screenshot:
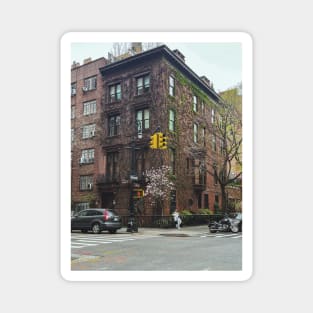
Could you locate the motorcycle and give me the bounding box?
[208,213,242,233]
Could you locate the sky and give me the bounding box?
[71,42,241,92]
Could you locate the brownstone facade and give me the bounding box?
[71,45,241,216]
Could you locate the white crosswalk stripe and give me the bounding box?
[199,233,242,239]
[71,234,157,249]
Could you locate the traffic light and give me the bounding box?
[158,132,168,149]
[133,188,144,199]
[149,134,157,149]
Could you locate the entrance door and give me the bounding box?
[102,192,113,208]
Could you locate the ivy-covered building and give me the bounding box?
[71,43,236,216]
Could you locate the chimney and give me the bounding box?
[200,76,212,88]
[131,42,142,54]
[173,49,185,62]
[71,61,80,69]
[83,57,92,64]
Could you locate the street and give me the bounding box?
[71,226,242,271]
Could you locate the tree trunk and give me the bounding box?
[220,184,228,213]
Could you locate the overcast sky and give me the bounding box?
[71,42,241,92]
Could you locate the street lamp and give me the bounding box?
[126,120,141,233]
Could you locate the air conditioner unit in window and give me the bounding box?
[87,183,93,190]
[80,157,86,164]
[82,86,88,92]
[90,130,95,137]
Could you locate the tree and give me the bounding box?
[143,165,175,215]
[184,84,242,213]
[211,84,242,212]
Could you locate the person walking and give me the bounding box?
[172,209,182,229]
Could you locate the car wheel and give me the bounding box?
[91,223,101,234]
[230,225,239,233]
[109,229,117,234]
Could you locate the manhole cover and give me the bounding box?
[159,233,190,237]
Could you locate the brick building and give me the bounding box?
[71,44,239,216]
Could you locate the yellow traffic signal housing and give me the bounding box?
[158,132,168,149]
[149,134,157,149]
[133,188,144,199]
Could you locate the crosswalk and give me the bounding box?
[199,233,242,239]
[71,234,157,249]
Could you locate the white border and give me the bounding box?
[60,32,253,281]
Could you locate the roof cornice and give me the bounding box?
[99,45,221,102]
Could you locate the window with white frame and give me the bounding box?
[211,108,215,124]
[82,124,96,139]
[212,134,217,151]
[83,100,96,116]
[136,74,150,95]
[169,109,175,132]
[80,175,93,190]
[169,148,176,175]
[169,75,175,96]
[84,76,97,91]
[136,109,150,136]
[201,127,206,146]
[109,83,121,102]
[80,148,95,164]
[193,95,198,112]
[71,83,77,96]
[193,123,198,143]
[71,106,75,119]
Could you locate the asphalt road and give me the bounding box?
[71,227,242,271]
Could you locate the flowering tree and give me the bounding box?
[144,165,175,215]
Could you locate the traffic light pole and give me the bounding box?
[127,139,138,233]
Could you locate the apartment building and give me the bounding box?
[71,44,236,216]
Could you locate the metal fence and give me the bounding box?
[120,214,224,228]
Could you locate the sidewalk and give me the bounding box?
[123,225,211,236]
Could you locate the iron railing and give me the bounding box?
[120,214,223,228]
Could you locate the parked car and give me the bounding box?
[208,213,242,233]
[71,208,122,234]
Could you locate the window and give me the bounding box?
[193,123,198,143]
[107,152,119,182]
[136,74,150,95]
[83,100,96,116]
[80,175,93,190]
[212,134,217,151]
[201,127,206,146]
[108,115,121,136]
[109,83,121,102]
[71,128,74,142]
[80,148,95,164]
[169,75,175,96]
[213,164,218,185]
[193,95,198,112]
[169,109,175,132]
[211,108,215,124]
[169,148,175,175]
[201,101,205,114]
[135,150,145,179]
[84,76,97,91]
[136,109,150,136]
[71,106,75,119]
[71,83,76,96]
[82,124,96,139]
[215,195,219,204]
[204,194,209,209]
